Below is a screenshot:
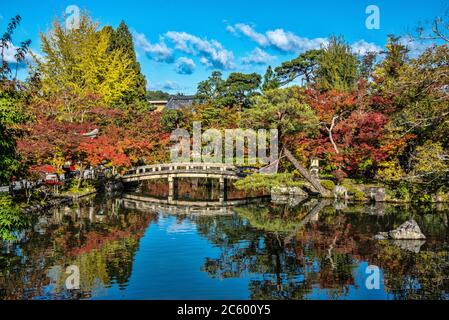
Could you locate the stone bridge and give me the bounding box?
[121,162,241,202]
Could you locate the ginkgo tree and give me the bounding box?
[34,13,137,121]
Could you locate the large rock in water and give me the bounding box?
[393,240,426,253]
[389,220,426,240]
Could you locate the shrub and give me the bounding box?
[341,180,367,201]
[396,184,411,201]
[63,179,95,195]
[320,180,335,191]
[0,194,30,240]
[416,193,432,204]
[234,173,303,192]
[351,188,367,201]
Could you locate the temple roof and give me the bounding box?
[166,95,195,110]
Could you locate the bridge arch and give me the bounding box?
[121,162,240,203]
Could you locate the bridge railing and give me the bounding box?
[123,162,237,177]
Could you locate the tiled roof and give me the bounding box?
[166,95,195,110]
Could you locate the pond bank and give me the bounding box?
[22,190,96,214]
[299,180,449,204]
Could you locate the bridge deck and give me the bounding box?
[122,162,240,182]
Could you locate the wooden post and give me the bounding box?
[219,177,226,203]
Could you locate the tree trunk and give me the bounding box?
[77,164,84,190]
[283,148,329,197]
[327,115,340,154]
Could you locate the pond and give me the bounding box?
[1,190,449,300]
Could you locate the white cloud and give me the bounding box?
[162,80,181,91]
[175,57,196,74]
[266,29,327,52]
[165,31,235,70]
[199,56,212,67]
[351,40,382,55]
[241,47,276,65]
[229,23,392,58]
[399,36,434,58]
[234,23,269,46]
[229,23,327,53]
[132,31,174,63]
[226,25,236,34]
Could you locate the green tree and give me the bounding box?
[35,13,138,120]
[146,90,170,101]
[314,36,359,92]
[274,49,322,86]
[195,70,225,103]
[196,71,261,109]
[0,194,31,240]
[388,45,449,186]
[219,72,261,109]
[160,108,181,131]
[359,51,378,81]
[0,90,28,184]
[262,66,280,91]
[377,35,409,80]
[108,21,148,110]
[411,142,448,184]
[242,86,318,142]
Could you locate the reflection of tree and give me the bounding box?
[196,213,313,299]
[235,205,309,233]
[198,202,449,300]
[1,198,448,300]
[196,205,317,298]
[370,241,449,300]
[0,198,155,299]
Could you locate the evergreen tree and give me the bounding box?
[195,71,225,102]
[314,36,359,92]
[379,35,409,79]
[109,21,148,109]
[274,49,322,86]
[262,66,280,91]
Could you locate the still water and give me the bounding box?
[1,189,449,300]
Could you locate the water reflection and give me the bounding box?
[0,194,448,300]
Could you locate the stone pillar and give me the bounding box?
[168,175,174,202]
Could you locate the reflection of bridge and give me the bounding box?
[118,194,266,216]
[121,163,241,202]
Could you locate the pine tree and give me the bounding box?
[262,66,280,91]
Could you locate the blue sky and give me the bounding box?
[1,0,447,94]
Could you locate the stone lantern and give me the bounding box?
[310,158,319,178]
